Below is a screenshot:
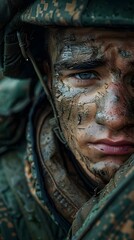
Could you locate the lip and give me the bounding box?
[88,139,134,155]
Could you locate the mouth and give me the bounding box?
[88,139,134,155]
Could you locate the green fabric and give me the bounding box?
[71,156,134,240]
[0,77,32,115]
[0,77,40,147]
[21,0,134,27]
[0,146,64,240]
[0,81,28,145]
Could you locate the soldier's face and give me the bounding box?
[49,28,134,185]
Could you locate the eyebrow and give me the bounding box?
[54,58,106,72]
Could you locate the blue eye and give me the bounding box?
[66,71,100,87]
[74,72,97,80]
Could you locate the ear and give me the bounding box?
[42,61,52,91]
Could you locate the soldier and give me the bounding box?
[0,0,134,239]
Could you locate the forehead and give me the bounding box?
[50,27,134,62]
[53,27,134,44]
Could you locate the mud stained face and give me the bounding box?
[48,27,134,186]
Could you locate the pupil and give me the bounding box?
[79,73,91,79]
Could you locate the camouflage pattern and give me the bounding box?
[1,0,134,240]
[0,193,17,240]
[25,91,134,240]
[70,155,134,240]
[0,77,65,240]
[21,0,134,27]
[2,0,134,78]
[25,94,94,234]
[0,145,65,240]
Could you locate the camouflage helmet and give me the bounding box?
[21,0,134,28]
[20,0,134,145]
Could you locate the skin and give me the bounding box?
[45,28,134,187]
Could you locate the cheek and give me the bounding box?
[53,80,81,143]
[54,91,80,144]
[53,80,97,146]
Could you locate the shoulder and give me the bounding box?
[71,155,134,240]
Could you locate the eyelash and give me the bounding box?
[68,71,100,86]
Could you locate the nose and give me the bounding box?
[95,83,134,131]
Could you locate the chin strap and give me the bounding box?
[17,31,67,145]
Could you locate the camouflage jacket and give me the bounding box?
[0,80,134,240]
[0,77,64,240]
[25,94,134,240]
[69,155,134,240]
[0,145,64,240]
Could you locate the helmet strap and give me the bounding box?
[17,31,67,145]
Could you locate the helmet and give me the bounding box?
[21,0,134,28]
[2,0,134,144]
[2,0,134,79]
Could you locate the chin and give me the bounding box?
[90,159,124,183]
